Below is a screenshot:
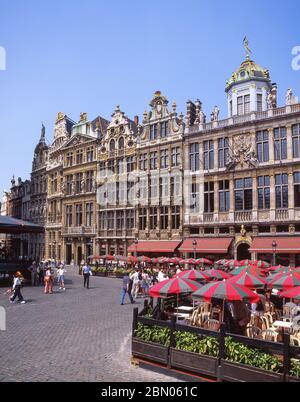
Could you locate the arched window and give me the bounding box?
[110,139,115,152]
[118,137,124,149]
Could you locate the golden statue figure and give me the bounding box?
[240,225,246,237]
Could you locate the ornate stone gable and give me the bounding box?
[226,134,258,171]
[61,133,96,150]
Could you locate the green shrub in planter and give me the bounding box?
[290,359,300,378]
[225,337,281,373]
[175,332,219,357]
[135,323,170,347]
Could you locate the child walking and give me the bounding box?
[10,271,26,304]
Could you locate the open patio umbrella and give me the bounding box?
[231,266,265,277]
[266,265,287,272]
[168,257,183,264]
[177,270,210,282]
[204,269,230,281]
[102,255,114,260]
[228,271,267,289]
[268,273,300,290]
[137,256,151,263]
[224,259,241,269]
[215,259,230,266]
[126,256,139,264]
[196,258,213,265]
[192,281,260,321]
[279,287,300,300]
[180,258,197,265]
[149,277,202,298]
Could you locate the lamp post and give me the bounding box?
[134,238,139,258]
[53,240,57,266]
[193,239,197,261]
[272,240,277,267]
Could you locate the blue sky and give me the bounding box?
[0,0,299,193]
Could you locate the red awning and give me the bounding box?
[127,241,181,253]
[179,238,233,253]
[250,237,300,254]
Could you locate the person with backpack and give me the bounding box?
[10,271,26,304]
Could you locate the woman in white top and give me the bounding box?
[57,266,66,290]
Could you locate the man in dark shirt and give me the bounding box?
[120,274,135,305]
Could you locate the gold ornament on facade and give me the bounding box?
[80,113,88,122]
[240,225,246,238]
[56,112,65,123]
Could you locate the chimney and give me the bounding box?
[134,115,139,126]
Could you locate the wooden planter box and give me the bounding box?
[94,272,107,277]
[132,338,169,365]
[170,348,218,378]
[220,360,283,382]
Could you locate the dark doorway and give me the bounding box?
[66,245,72,265]
[77,246,82,265]
[237,243,251,261]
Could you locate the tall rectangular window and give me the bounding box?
[219,180,230,212]
[107,211,114,229]
[87,147,94,163]
[76,173,83,194]
[257,94,263,112]
[189,143,199,172]
[170,174,181,198]
[149,207,157,230]
[139,154,147,170]
[171,147,180,167]
[139,177,148,201]
[171,206,180,230]
[107,159,115,175]
[204,182,214,213]
[86,171,94,192]
[237,94,250,115]
[66,205,73,227]
[76,149,83,165]
[66,175,72,195]
[294,172,300,207]
[159,176,169,199]
[150,124,158,140]
[85,203,93,226]
[160,149,169,168]
[75,204,83,226]
[218,138,229,168]
[116,210,124,229]
[99,212,106,229]
[160,121,169,138]
[150,152,157,170]
[275,173,288,208]
[204,140,214,170]
[256,130,269,162]
[160,206,169,230]
[66,152,73,167]
[127,156,135,173]
[257,176,270,209]
[150,177,158,199]
[274,127,287,160]
[139,208,147,230]
[235,178,253,211]
[118,158,125,175]
[118,181,126,203]
[292,124,300,158]
[99,161,106,177]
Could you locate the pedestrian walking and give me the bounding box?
[120,273,135,305]
[82,263,92,289]
[130,270,140,299]
[44,266,54,294]
[29,261,38,286]
[10,271,26,304]
[37,262,44,286]
[57,265,66,290]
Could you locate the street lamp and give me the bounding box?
[193,239,197,261]
[53,240,57,264]
[272,240,277,267]
[134,238,139,258]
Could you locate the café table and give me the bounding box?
[177,306,194,312]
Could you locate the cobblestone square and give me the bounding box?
[0,269,179,382]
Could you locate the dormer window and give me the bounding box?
[160,121,169,138]
[150,124,158,140]
[118,137,124,149]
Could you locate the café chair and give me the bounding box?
[246,325,262,339]
[261,329,278,342]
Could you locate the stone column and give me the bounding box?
[252,175,258,221]
[214,139,218,171]
[287,124,293,161]
[229,177,235,221]
[268,128,274,163]
[270,175,276,221]
[288,172,295,220]
[214,179,219,221]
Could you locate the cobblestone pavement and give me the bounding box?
[0,268,181,382]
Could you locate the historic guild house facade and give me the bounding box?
[7,53,300,265]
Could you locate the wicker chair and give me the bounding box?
[246,325,262,339]
[206,319,220,331]
[290,336,300,346]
